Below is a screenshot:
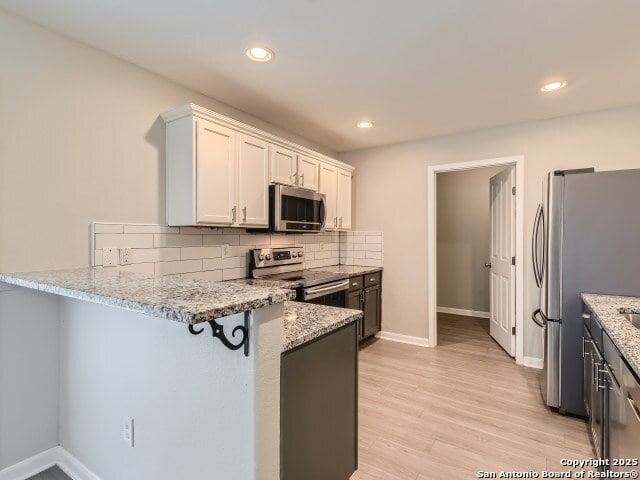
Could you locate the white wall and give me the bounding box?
[340,105,640,360]
[0,287,59,470]
[0,9,335,274]
[437,167,504,313]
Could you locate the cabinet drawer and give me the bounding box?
[348,275,363,292]
[364,271,381,287]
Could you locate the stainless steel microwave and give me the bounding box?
[269,185,326,233]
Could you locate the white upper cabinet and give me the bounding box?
[319,163,338,230]
[195,121,237,225]
[162,104,354,227]
[269,145,298,186]
[238,134,269,227]
[337,168,352,229]
[298,155,319,191]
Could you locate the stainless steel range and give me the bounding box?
[250,246,348,306]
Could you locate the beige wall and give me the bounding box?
[437,167,504,313]
[0,9,335,274]
[340,104,640,361]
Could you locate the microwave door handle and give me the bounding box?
[320,196,327,230]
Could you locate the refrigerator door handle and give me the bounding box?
[532,204,543,287]
[538,204,546,286]
[531,308,546,328]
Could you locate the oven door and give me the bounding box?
[272,185,326,233]
[301,279,349,308]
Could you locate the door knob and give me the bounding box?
[484,262,492,268]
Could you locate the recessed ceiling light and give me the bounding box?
[356,121,374,129]
[540,81,567,92]
[246,46,274,62]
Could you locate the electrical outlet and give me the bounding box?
[120,248,133,264]
[103,247,119,266]
[222,244,230,258]
[319,242,325,251]
[122,417,134,447]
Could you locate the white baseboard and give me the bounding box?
[437,306,490,319]
[0,448,58,480]
[58,448,101,480]
[523,356,543,369]
[0,447,101,480]
[376,331,431,347]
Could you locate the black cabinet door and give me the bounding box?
[347,290,363,338]
[281,323,358,480]
[362,284,380,338]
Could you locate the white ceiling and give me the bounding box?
[2,0,640,152]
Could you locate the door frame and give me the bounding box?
[426,155,525,365]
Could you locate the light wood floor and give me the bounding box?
[351,313,594,480]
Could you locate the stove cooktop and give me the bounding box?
[259,269,347,288]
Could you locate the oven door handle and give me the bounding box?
[303,280,349,300]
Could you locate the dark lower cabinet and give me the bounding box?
[347,270,382,341]
[362,284,380,338]
[281,322,358,480]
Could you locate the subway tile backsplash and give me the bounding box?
[92,223,382,280]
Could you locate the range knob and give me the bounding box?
[298,251,304,257]
[292,252,298,258]
[266,254,271,260]
[258,254,265,261]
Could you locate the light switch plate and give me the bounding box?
[103,247,119,266]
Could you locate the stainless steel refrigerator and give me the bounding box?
[531,168,640,416]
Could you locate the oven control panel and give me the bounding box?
[250,246,304,269]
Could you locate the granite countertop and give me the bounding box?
[309,265,383,276]
[282,301,363,352]
[0,268,295,325]
[581,293,640,377]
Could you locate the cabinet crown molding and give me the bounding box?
[161,103,354,173]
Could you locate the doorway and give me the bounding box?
[426,156,525,365]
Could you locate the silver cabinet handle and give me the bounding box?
[232,206,237,223]
[243,206,247,222]
[628,394,640,424]
[484,262,492,268]
[593,362,600,388]
[339,217,343,227]
[581,312,591,319]
[300,173,305,186]
[335,217,338,227]
[582,337,591,358]
[292,172,298,185]
[352,282,358,287]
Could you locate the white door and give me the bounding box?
[238,134,269,227]
[195,120,236,225]
[489,166,516,356]
[269,145,297,186]
[337,168,352,229]
[297,155,319,191]
[318,163,338,230]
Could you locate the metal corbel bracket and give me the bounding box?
[188,311,251,357]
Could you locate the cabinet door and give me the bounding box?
[281,323,357,480]
[318,163,338,230]
[362,284,381,338]
[298,155,319,191]
[269,145,297,186]
[238,134,269,227]
[347,290,363,339]
[337,168,352,229]
[195,120,236,225]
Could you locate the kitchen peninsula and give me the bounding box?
[0,268,361,480]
